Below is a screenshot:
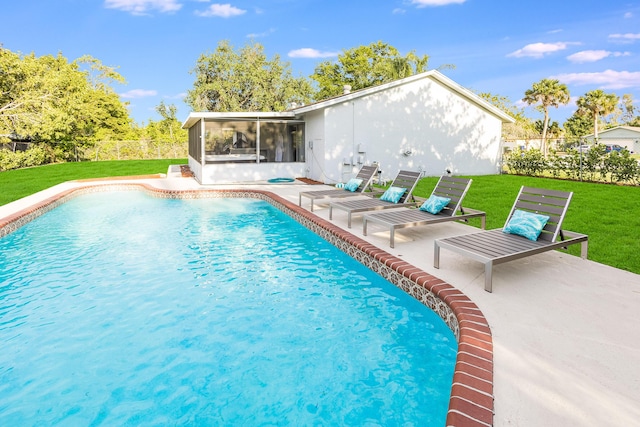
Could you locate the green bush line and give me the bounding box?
[504,147,640,185]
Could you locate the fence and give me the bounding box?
[0,140,189,171]
[84,140,188,161]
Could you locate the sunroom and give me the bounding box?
[183,112,306,184]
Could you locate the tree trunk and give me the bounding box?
[541,109,550,157]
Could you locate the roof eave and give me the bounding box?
[181,111,297,129]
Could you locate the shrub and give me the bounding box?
[0,146,50,171]
[603,151,640,184]
[505,149,547,176]
[505,146,640,185]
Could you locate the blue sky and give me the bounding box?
[2,0,639,126]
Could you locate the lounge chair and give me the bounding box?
[433,186,588,292]
[298,164,379,212]
[362,176,486,248]
[329,170,422,228]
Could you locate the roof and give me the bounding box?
[182,111,297,129]
[181,70,515,128]
[290,70,515,124]
[584,125,640,138]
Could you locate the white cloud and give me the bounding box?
[567,50,631,63]
[410,0,465,7]
[608,33,640,43]
[196,3,246,17]
[246,28,275,38]
[104,0,182,15]
[392,8,406,14]
[507,42,577,58]
[624,12,633,18]
[120,89,158,98]
[288,48,339,59]
[553,70,640,90]
[165,92,186,100]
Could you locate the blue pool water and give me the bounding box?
[0,192,457,426]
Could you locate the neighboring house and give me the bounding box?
[182,70,514,185]
[583,126,640,153]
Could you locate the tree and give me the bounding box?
[575,89,619,139]
[478,92,537,140]
[522,79,570,156]
[620,94,637,125]
[0,48,132,160]
[154,101,185,143]
[628,116,640,127]
[563,112,593,143]
[310,41,431,99]
[185,40,313,112]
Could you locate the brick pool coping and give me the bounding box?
[0,183,494,427]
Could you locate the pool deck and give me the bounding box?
[1,175,639,427]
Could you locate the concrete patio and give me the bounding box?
[1,175,638,427]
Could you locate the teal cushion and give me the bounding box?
[380,186,406,203]
[503,209,550,241]
[419,195,451,214]
[344,178,363,192]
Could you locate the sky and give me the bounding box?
[2,0,639,126]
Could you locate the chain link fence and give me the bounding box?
[84,140,188,161]
[0,140,188,171]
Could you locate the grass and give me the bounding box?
[0,159,184,206]
[413,175,640,275]
[1,161,638,275]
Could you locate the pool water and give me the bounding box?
[0,192,457,426]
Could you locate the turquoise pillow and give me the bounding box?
[380,186,406,203]
[503,209,550,241]
[344,178,363,192]
[419,195,451,214]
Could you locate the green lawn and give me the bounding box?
[1,162,638,275]
[0,159,184,206]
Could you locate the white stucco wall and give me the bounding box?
[189,158,306,185]
[302,76,504,184]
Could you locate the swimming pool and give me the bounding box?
[0,189,459,425]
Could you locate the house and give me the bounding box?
[583,126,640,153]
[181,70,514,185]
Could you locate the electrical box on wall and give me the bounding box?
[357,143,366,153]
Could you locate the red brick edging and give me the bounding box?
[0,183,494,426]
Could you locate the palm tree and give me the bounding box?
[576,89,619,139]
[523,79,570,156]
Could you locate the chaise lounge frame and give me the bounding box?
[298,164,378,212]
[362,176,486,248]
[329,170,422,228]
[434,186,588,292]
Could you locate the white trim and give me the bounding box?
[182,111,297,129]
